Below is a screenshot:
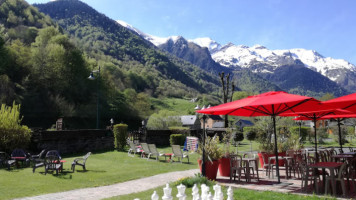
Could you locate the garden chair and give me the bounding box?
[44,155,62,175]
[148,144,163,161]
[171,145,189,163]
[140,143,151,159]
[31,149,46,160]
[46,150,62,160]
[230,154,249,182]
[297,158,320,193]
[260,152,274,178]
[325,162,348,196]
[11,148,30,167]
[286,150,297,177]
[71,152,91,172]
[128,141,142,157]
[0,152,15,170]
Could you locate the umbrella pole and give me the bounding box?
[337,118,343,152]
[313,117,318,162]
[272,115,281,183]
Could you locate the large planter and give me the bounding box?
[258,152,286,168]
[218,157,231,177]
[198,159,220,180]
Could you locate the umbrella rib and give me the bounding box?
[276,98,314,115]
[343,102,356,110]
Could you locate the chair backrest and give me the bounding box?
[230,154,242,168]
[286,150,295,158]
[148,144,158,154]
[128,141,137,150]
[172,145,183,157]
[318,151,327,162]
[243,152,255,159]
[140,143,150,154]
[45,155,60,169]
[337,162,348,179]
[260,152,269,165]
[11,149,26,157]
[83,152,91,164]
[349,147,354,152]
[46,150,61,160]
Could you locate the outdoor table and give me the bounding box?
[331,154,354,162]
[163,153,173,162]
[341,152,356,156]
[308,162,343,196]
[268,156,290,179]
[242,158,259,182]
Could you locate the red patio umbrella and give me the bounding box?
[323,93,356,112]
[197,91,322,183]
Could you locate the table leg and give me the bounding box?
[331,169,337,196]
[245,161,250,182]
[285,159,289,180]
[254,160,259,181]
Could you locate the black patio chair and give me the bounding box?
[71,152,91,172]
[30,149,46,173]
[44,155,62,175]
[11,148,30,167]
[0,152,15,170]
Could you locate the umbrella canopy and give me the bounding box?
[323,93,356,112]
[198,91,320,117]
[294,113,356,151]
[197,91,321,183]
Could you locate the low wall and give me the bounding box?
[31,129,114,154]
[145,129,199,146]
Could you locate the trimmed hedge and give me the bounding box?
[113,123,128,151]
[170,134,186,146]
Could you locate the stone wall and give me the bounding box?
[31,129,114,154]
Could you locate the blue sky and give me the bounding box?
[27,0,356,65]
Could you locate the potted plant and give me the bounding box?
[197,135,223,180]
[218,128,234,177]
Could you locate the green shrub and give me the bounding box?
[0,103,31,153]
[170,134,186,146]
[289,126,309,142]
[113,123,128,151]
[173,173,215,188]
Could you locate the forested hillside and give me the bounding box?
[35,0,221,96]
[0,0,223,129]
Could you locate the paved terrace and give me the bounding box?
[13,167,356,200]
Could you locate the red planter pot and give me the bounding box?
[198,159,220,180]
[218,157,231,177]
[258,152,286,168]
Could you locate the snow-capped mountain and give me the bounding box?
[117,20,180,46]
[211,43,356,81]
[209,42,356,92]
[116,20,356,93]
[189,37,221,54]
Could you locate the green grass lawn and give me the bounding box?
[150,97,197,114]
[109,184,336,200]
[0,147,199,200]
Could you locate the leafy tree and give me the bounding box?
[0,102,31,153]
[147,110,182,130]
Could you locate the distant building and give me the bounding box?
[201,115,224,129]
[235,119,254,131]
[181,115,201,130]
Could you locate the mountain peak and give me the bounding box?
[189,37,221,53]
